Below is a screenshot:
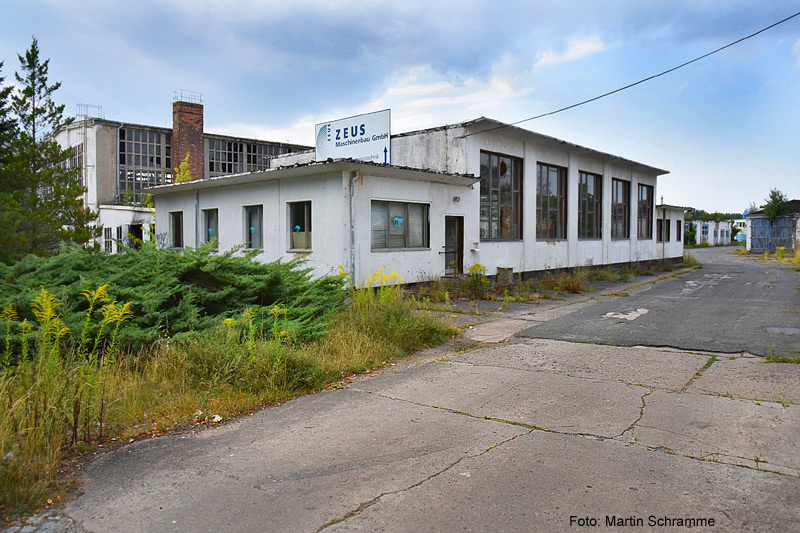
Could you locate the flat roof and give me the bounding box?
[147,158,479,194]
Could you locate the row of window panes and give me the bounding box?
[120,129,170,145]
[480,151,522,240]
[172,200,429,252]
[529,163,653,241]
[656,219,683,243]
[118,169,172,202]
[119,128,171,170]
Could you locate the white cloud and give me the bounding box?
[212,61,533,145]
[535,35,607,67]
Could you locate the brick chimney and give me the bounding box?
[172,91,205,181]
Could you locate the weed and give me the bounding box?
[776,396,792,407]
[765,355,800,363]
[0,271,455,517]
[682,253,700,267]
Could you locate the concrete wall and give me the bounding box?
[155,171,350,278]
[351,173,473,283]
[389,125,667,275]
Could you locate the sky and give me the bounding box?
[1,0,799,214]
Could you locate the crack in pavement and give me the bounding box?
[616,387,655,440]
[315,429,533,531]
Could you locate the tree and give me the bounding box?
[0,37,99,263]
[761,188,788,223]
[174,152,192,183]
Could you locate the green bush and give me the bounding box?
[0,243,347,353]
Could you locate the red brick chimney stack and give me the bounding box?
[172,90,205,181]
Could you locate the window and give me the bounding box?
[203,209,218,247]
[611,179,630,239]
[170,212,184,248]
[479,151,522,240]
[637,184,654,239]
[206,139,298,177]
[104,227,113,253]
[657,219,664,242]
[118,128,172,203]
[578,172,602,239]
[371,201,429,250]
[289,201,312,250]
[676,220,682,242]
[536,163,567,239]
[244,205,263,249]
[665,219,671,241]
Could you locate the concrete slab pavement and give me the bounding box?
[452,339,709,390]
[688,354,800,404]
[326,429,800,533]
[22,248,800,533]
[351,361,649,438]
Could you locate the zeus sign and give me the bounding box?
[315,109,391,164]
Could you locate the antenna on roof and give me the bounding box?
[173,89,203,104]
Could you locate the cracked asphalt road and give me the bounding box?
[28,248,800,532]
[517,247,800,357]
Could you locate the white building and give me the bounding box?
[687,220,733,246]
[149,117,685,283]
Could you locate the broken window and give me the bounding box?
[480,151,522,240]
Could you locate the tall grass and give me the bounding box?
[0,274,455,518]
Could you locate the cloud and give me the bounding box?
[535,35,607,67]
[212,60,533,145]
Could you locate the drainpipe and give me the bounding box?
[349,170,360,284]
[662,208,666,259]
[195,189,200,248]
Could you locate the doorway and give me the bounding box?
[444,216,464,275]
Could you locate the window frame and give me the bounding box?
[611,178,631,240]
[536,162,568,240]
[243,205,263,249]
[479,151,523,241]
[371,200,430,251]
[104,227,113,253]
[202,208,219,249]
[637,184,654,240]
[578,171,602,239]
[169,211,184,249]
[288,201,312,252]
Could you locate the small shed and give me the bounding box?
[746,199,800,253]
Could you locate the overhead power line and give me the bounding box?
[462,10,800,138]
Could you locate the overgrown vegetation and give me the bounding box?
[411,260,690,304]
[0,243,348,352]
[0,252,455,518]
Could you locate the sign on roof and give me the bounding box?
[315,109,390,164]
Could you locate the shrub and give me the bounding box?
[0,244,347,353]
